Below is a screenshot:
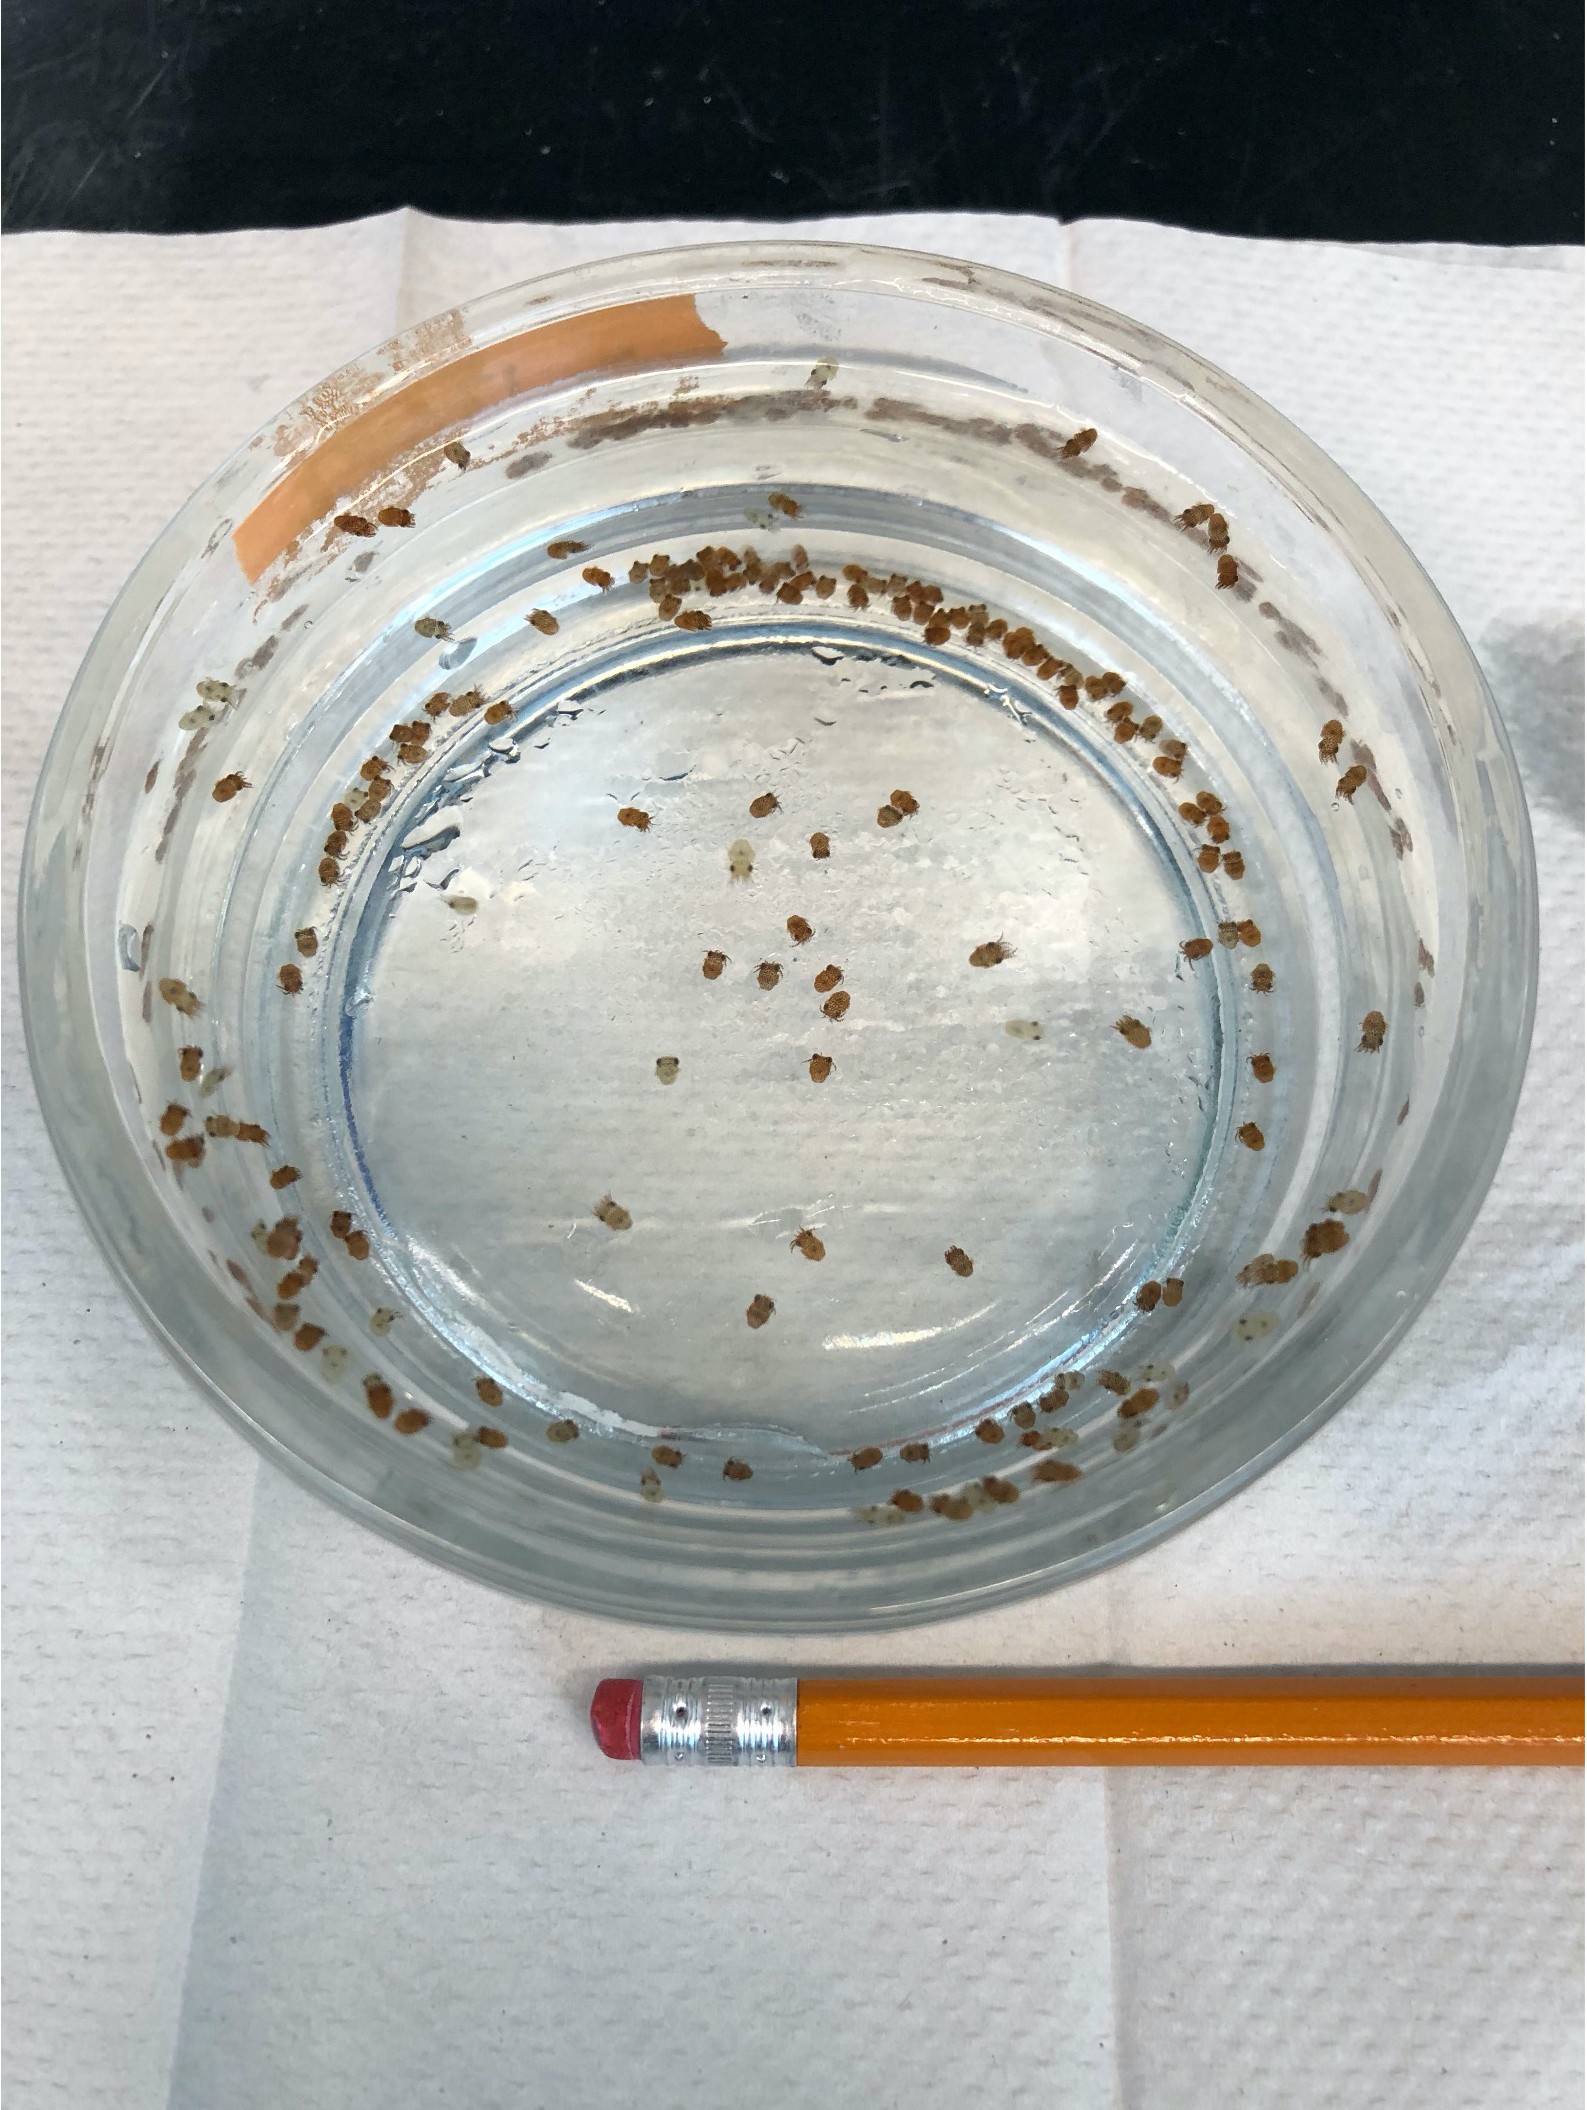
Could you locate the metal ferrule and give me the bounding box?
[639,1675,798,1765]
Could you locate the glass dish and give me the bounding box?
[19,242,1536,1631]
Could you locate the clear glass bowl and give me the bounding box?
[20,241,1536,1631]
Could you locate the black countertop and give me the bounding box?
[5,0,1581,241]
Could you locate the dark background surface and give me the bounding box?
[5,0,1582,242]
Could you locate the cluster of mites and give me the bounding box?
[152,981,512,1463]
[178,483,1401,1499]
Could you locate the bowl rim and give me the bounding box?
[19,236,1539,1630]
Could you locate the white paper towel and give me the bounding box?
[3,210,1581,2110]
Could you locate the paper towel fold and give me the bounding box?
[3,209,1580,2110]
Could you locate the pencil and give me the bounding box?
[590,1671,1584,1768]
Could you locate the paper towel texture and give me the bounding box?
[3,210,1581,2110]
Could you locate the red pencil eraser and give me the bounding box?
[590,1677,643,1760]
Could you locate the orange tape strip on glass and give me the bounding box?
[232,295,727,582]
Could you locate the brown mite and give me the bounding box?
[969,939,1014,968]
[890,1489,925,1513]
[1418,939,1436,976]
[1337,765,1368,801]
[344,1230,370,1260]
[266,1217,301,1259]
[476,1376,504,1408]
[1011,1403,1037,1430]
[702,949,728,980]
[900,1441,931,1463]
[930,1494,974,1520]
[270,1172,303,1202]
[851,1447,883,1471]
[334,512,376,538]
[890,789,919,816]
[158,978,200,1017]
[278,964,303,995]
[318,857,340,887]
[1097,1370,1129,1394]
[1319,720,1345,763]
[786,915,813,945]
[482,702,513,726]
[1195,842,1224,873]
[617,806,651,831]
[204,1114,237,1138]
[1237,1121,1266,1151]
[722,1458,753,1479]
[652,1444,683,1469]
[813,963,843,993]
[1153,754,1183,779]
[211,773,249,803]
[1205,813,1231,844]
[293,928,318,960]
[527,609,559,635]
[178,1046,203,1082]
[378,505,414,528]
[1182,937,1213,961]
[1163,1278,1184,1306]
[791,1228,826,1261]
[757,961,783,990]
[1223,851,1246,879]
[1236,920,1262,946]
[1119,1388,1159,1420]
[414,616,450,639]
[1250,1053,1276,1082]
[594,1195,633,1232]
[477,1427,509,1450]
[944,1246,975,1278]
[1034,1458,1082,1484]
[1115,1016,1151,1049]
[746,1294,775,1329]
[394,1409,430,1436]
[582,565,613,589]
[1061,427,1097,457]
[1251,963,1275,993]
[809,832,831,859]
[876,805,902,828]
[749,792,780,818]
[808,1053,834,1083]
[293,1324,325,1353]
[675,609,711,632]
[158,1103,188,1136]
[329,1210,352,1240]
[1302,1219,1350,1260]
[768,492,800,516]
[822,989,851,1020]
[1237,1254,1299,1287]
[1136,1280,1162,1312]
[1216,555,1239,589]
[547,1419,580,1443]
[974,1419,1003,1444]
[982,1476,1019,1506]
[547,538,587,558]
[1217,921,1240,948]
[1358,1011,1387,1052]
[1179,502,1214,528]
[443,441,471,469]
[364,1377,394,1419]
